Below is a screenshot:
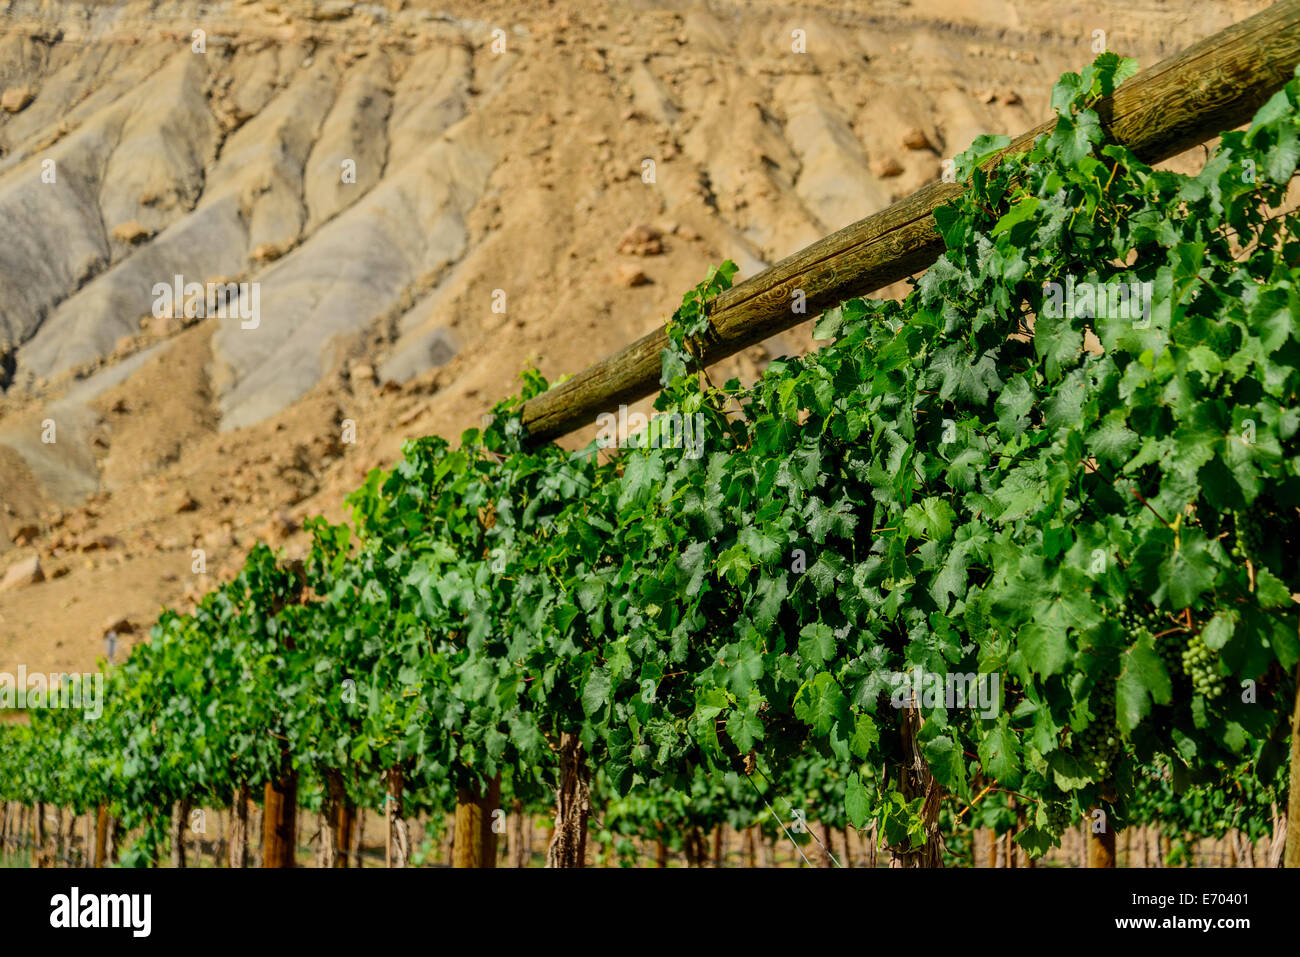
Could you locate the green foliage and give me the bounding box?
[3,56,1298,863]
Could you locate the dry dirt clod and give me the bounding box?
[901,127,933,151]
[112,221,153,245]
[251,241,288,264]
[871,156,904,178]
[617,224,664,256]
[79,535,123,553]
[614,264,650,287]
[102,615,135,636]
[1,554,44,590]
[1,86,33,112]
[10,523,40,546]
[261,510,298,544]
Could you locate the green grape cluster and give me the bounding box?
[1154,630,1185,682]
[1182,634,1226,700]
[1077,680,1121,775]
[1117,601,1159,632]
[1042,799,1071,834]
[1229,505,1264,562]
[1120,602,1183,680]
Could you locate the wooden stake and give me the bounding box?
[508,800,531,868]
[262,771,298,868]
[385,766,410,868]
[169,799,190,868]
[229,785,248,868]
[1089,812,1117,868]
[33,801,47,868]
[351,807,365,868]
[453,775,501,868]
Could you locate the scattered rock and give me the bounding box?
[102,615,135,636]
[251,241,287,264]
[308,0,353,20]
[64,512,91,535]
[1,86,33,113]
[261,510,298,544]
[349,363,375,385]
[203,526,237,550]
[112,220,153,245]
[618,224,664,256]
[614,264,651,287]
[871,156,904,178]
[78,535,123,553]
[1,554,43,590]
[174,490,200,513]
[10,523,40,546]
[901,127,933,151]
[1001,90,1022,106]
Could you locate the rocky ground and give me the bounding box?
[0,0,1270,674]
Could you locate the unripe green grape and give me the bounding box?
[1229,505,1264,561]
[1182,634,1225,701]
[1043,800,1071,834]
[1075,678,1122,775]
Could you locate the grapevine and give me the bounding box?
[1,53,1298,868]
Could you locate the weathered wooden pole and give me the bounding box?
[517,0,1300,445]
[1089,817,1118,868]
[385,766,410,869]
[169,799,190,868]
[452,776,501,868]
[262,771,298,868]
[229,785,249,868]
